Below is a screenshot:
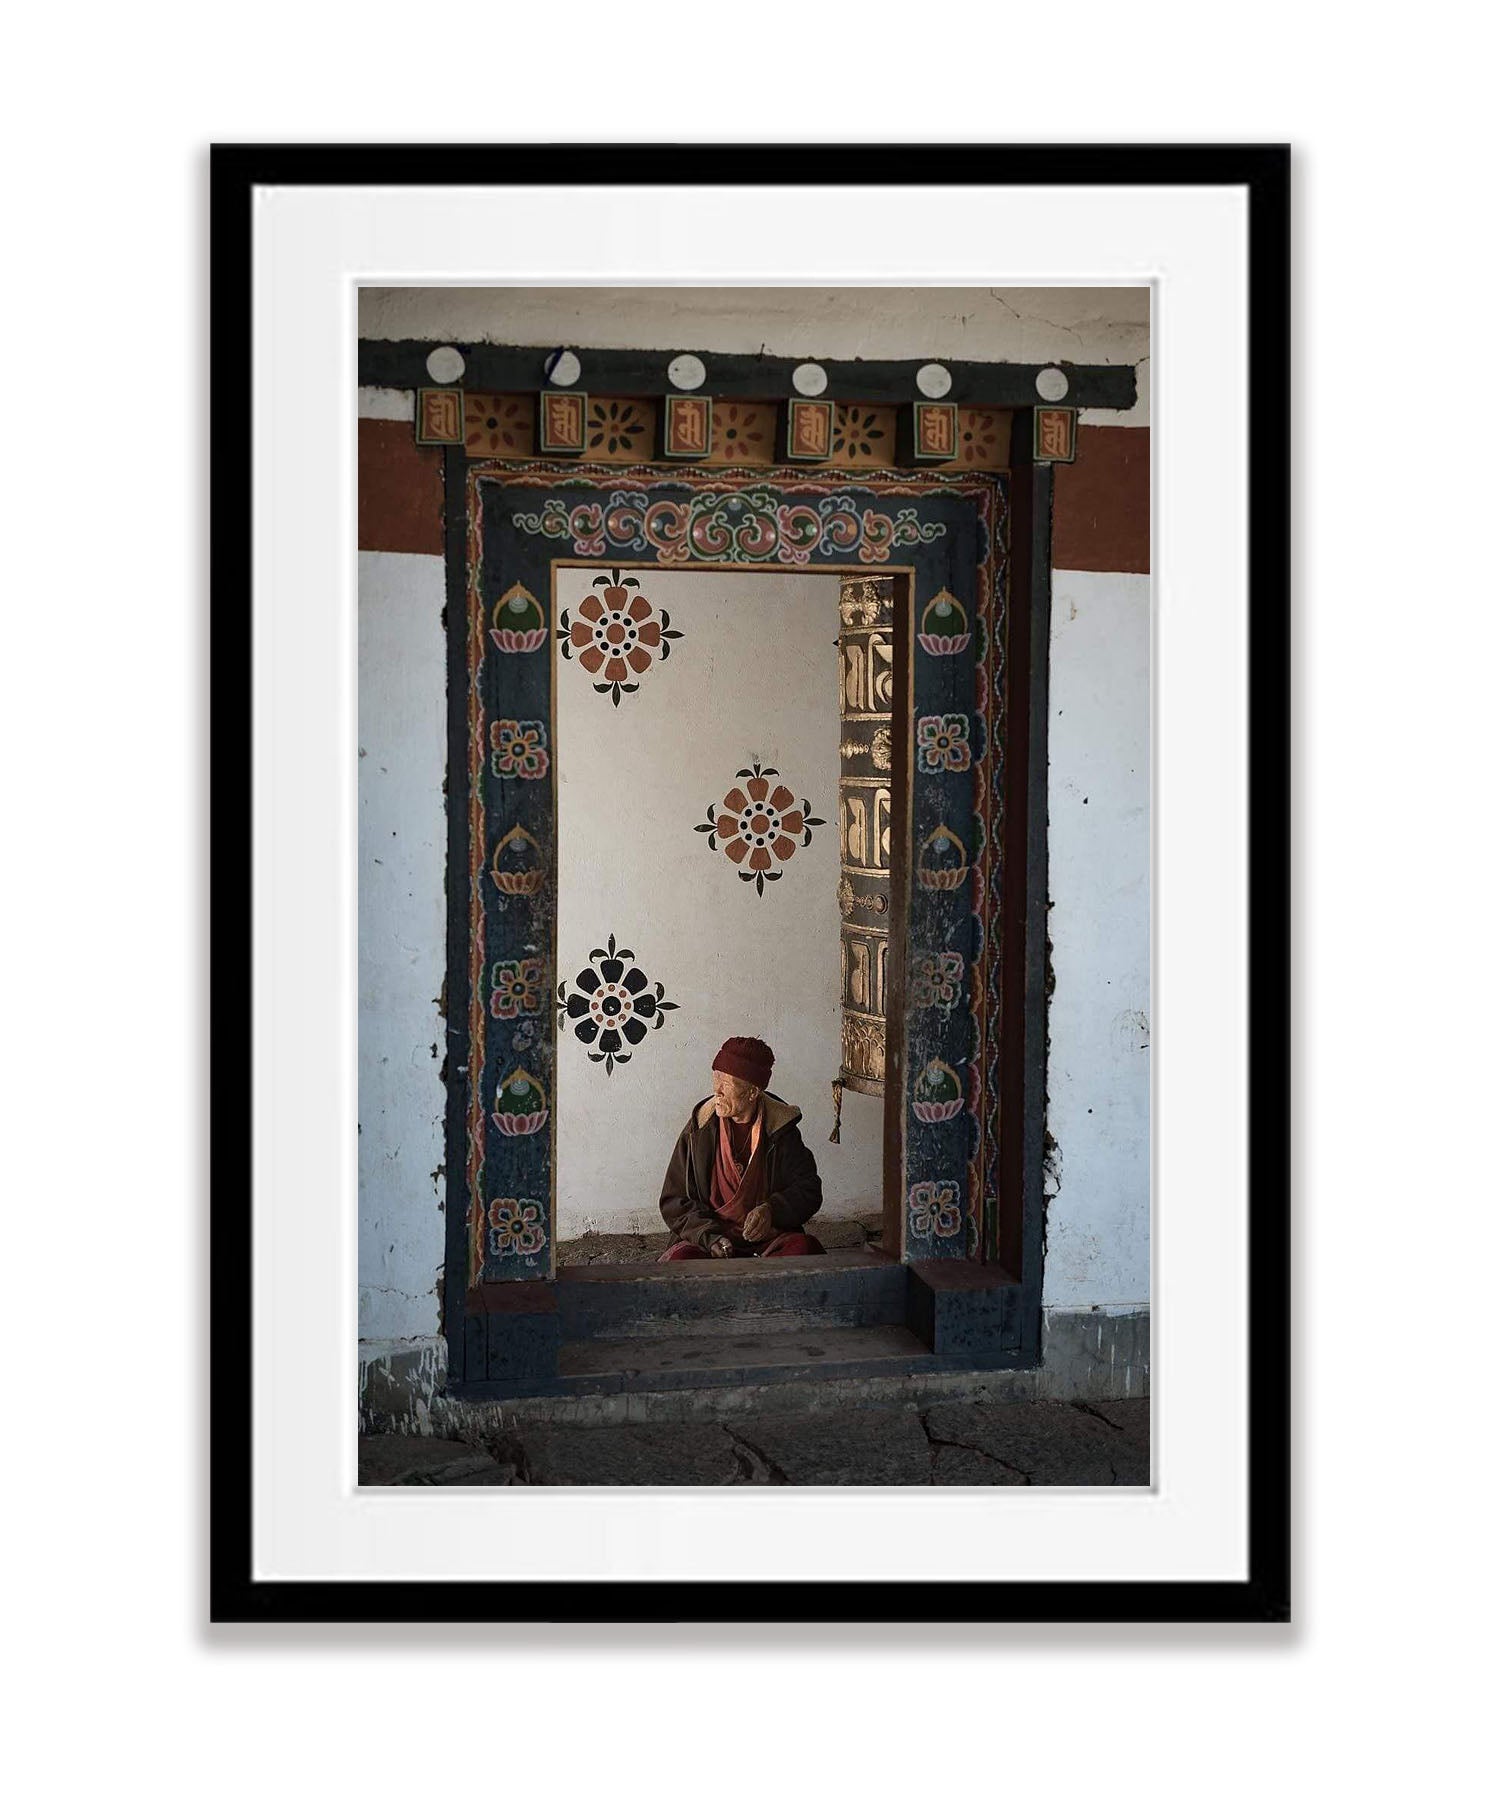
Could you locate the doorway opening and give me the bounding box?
[445,456,1038,1397]
[550,565,901,1268]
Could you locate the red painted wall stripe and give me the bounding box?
[357,415,1149,573]
[359,419,444,556]
[1051,425,1150,574]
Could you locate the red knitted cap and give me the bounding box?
[712,1036,774,1090]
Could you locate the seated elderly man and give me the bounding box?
[658,1036,826,1260]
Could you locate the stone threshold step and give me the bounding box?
[559,1324,929,1383]
[443,1350,1038,1422]
[449,1321,1025,1404]
[556,1249,908,1342]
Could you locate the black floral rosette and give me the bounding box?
[557,934,678,1075]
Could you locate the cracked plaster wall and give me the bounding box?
[359,550,447,1339]
[1044,569,1151,1308]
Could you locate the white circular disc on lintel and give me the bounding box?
[426,345,465,384]
[1035,366,1070,401]
[916,362,952,398]
[792,362,828,396]
[667,353,707,391]
[545,349,582,387]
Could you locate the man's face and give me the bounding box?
[711,1070,759,1122]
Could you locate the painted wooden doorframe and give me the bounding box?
[441,443,1051,1393]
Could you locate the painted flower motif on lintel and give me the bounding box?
[908,1179,963,1239]
[917,590,971,657]
[465,393,534,458]
[488,1196,546,1259]
[557,933,678,1075]
[490,582,548,653]
[832,405,889,462]
[709,402,772,463]
[954,407,1002,467]
[916,713,972,774]
[912,1059,965,1123]
[587,399,651,459]
[694,762,826,897]
[492,1067,549,1137]
[490,718,549,779]
[557,569,682,707]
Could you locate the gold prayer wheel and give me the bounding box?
[836,575,894,1097]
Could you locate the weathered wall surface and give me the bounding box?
[553,566,880,1236]
[1043,569,1151,1307]
[356,284,1150,1349]
[358,550,447,1338]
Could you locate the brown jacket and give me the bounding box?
[659,1093,823,1248]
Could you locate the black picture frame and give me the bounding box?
[210,143,1289,1625]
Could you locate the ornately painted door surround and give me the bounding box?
[443,457,1051,1390]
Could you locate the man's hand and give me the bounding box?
[741,1204,774,1244]
[709,1234,737,1258]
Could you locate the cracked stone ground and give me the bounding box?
[358,1399,1148,1487]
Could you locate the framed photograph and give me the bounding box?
[213,144,1288,1622]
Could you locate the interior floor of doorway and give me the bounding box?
[556,1210,884,1268]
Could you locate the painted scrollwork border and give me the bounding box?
[461,460,1008,1283]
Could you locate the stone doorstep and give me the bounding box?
[455,1321,1026,1404]
[474,1256,1024,1379]
[555,1248,909,1341]
[358,1308,1148,1433]
[459,1263,1029,1404]
[559,1323,929,1379]
[364,1353,1144,1431]
[428,1356,1044,1429]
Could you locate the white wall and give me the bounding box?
[358,550,447,1339]
[555,567,881,1237]
[1043,570,1151,1307]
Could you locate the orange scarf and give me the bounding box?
[709,1101,766,1230]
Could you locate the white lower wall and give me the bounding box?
[358,550,447,1339]
[1042,570,1151,1307]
